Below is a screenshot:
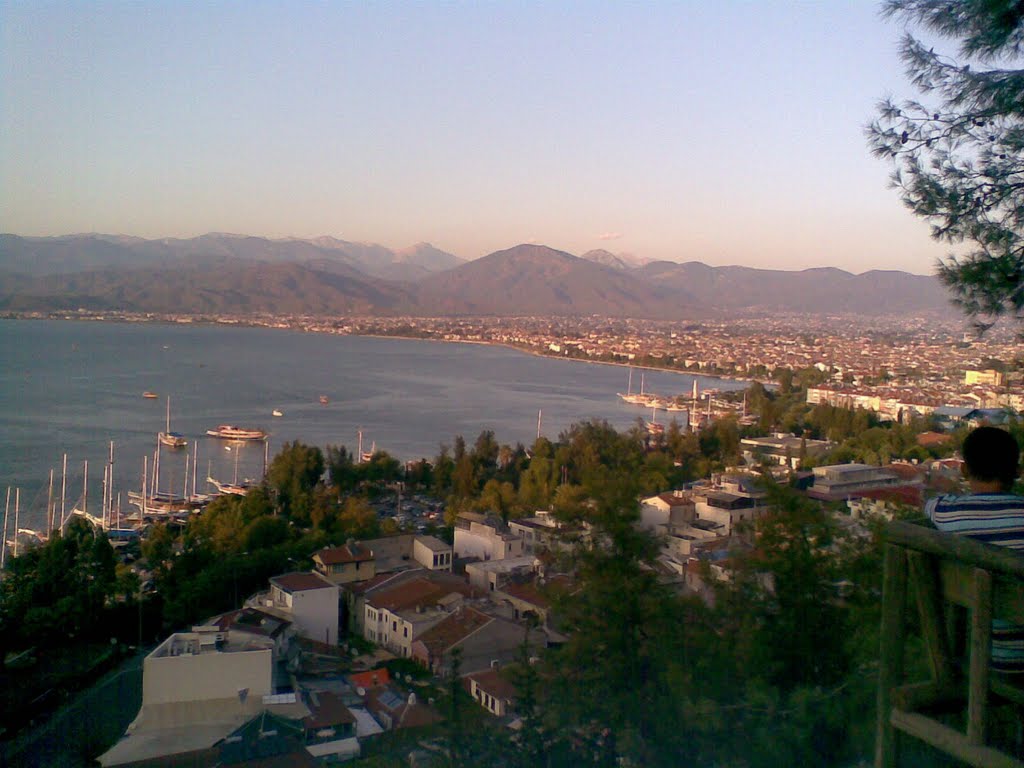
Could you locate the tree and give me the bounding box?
[267,441,325,523]
[869,0,1024,330]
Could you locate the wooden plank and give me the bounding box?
[908,550,955,687]
[891,709,1024,768]
[888,521,1024,580]
[876,544,908,768]
[939,563,1024,623]
[968,568,993,745]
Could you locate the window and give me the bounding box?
[392,620,397,631]
[403,626,408,638]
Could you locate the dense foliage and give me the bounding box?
[869,0,1024,330]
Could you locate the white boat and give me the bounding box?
[272,409,283,417]
[159,396,187,448]
[206,424,267,441]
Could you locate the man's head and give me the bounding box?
[963,426,1021,491]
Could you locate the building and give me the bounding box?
[363,573,477,657]
[965,369,1005,387]
[313,541,375,584]
[99,625,280,766]
[639,490,696,532]
[248,571,341,647]
[466,667,519,717]
[739,433,831,470]
[465,556,538,593]
[806,463,903,502]
[507,511,580,555]
[453,512,525,561]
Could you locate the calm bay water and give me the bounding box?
[0,319,743,531]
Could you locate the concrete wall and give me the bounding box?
[290,584,340,646]
[142,648,272,706]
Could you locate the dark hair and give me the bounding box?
[963,426,1020,489]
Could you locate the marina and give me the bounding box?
[0,319,745,536]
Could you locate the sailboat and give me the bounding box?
[646,403,665,435]
[159,396,187,448]
[619,368,647,405]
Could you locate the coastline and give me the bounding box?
[2,312,767,388]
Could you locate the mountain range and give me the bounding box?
[0,233,952,319]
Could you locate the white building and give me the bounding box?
[454,513,524,561]
[99,626,278,766]
[249,571,340,647]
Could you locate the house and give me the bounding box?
[207,606,293,662]
[740,433,831,470]
[465,556,537,593]
[323,533,454,579]
[507,511,581,554]
[248,571,340,647]
[466,666,519,717]
[453,512,525,561]
[301,690,361,762]
[639,490,695,532]
[363,573,477,657]
[314,541,375,584]
[416,608,546,676]
[690,476,767,536]
[365,688,442,731]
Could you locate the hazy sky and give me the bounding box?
[1,2,953,274]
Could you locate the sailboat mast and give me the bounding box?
[108,441,115,529]
[60,453,67,530]
[183,448,189,499]
[192,442,198,497]
[13,488,20,558]
[263,438,269,477]
[142,456,148,517]
[627,367,633,396]
[166,396,171,433]
[47,469,54,536]
[102,460,108,529]
[537,409,543,440]
[82,459,88,517]
[358,430,364,464]
[2,487,10,569]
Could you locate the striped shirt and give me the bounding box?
[926,493,1024,674]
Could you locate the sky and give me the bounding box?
[0,1,955,274]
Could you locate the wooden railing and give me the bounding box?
[876,520,1024,768]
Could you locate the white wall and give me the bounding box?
[290,584,340,646]
[143,647,272,706]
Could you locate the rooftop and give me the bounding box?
[270,571,336,593]
[315,543,373,565]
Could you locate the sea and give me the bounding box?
[0,319,745,532]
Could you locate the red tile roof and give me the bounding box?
[416,607,492,658]
[368,575,474,612]
[316,544,373,565]
[466,666,518,702]
[349,668,390,690]
[271,571,335,593]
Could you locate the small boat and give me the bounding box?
[319,395,329,405]
[272,409,283,417]
[143,391,158,399]
[206,424,267,441]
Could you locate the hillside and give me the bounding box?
[414,244,703,319]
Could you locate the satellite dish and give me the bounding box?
[356,686,366,697]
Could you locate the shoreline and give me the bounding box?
[3,313,768,388]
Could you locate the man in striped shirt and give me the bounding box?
[926,426,1024,674]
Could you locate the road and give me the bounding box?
[1,651,144,768]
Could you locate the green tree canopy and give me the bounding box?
[869,0,1024,329]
